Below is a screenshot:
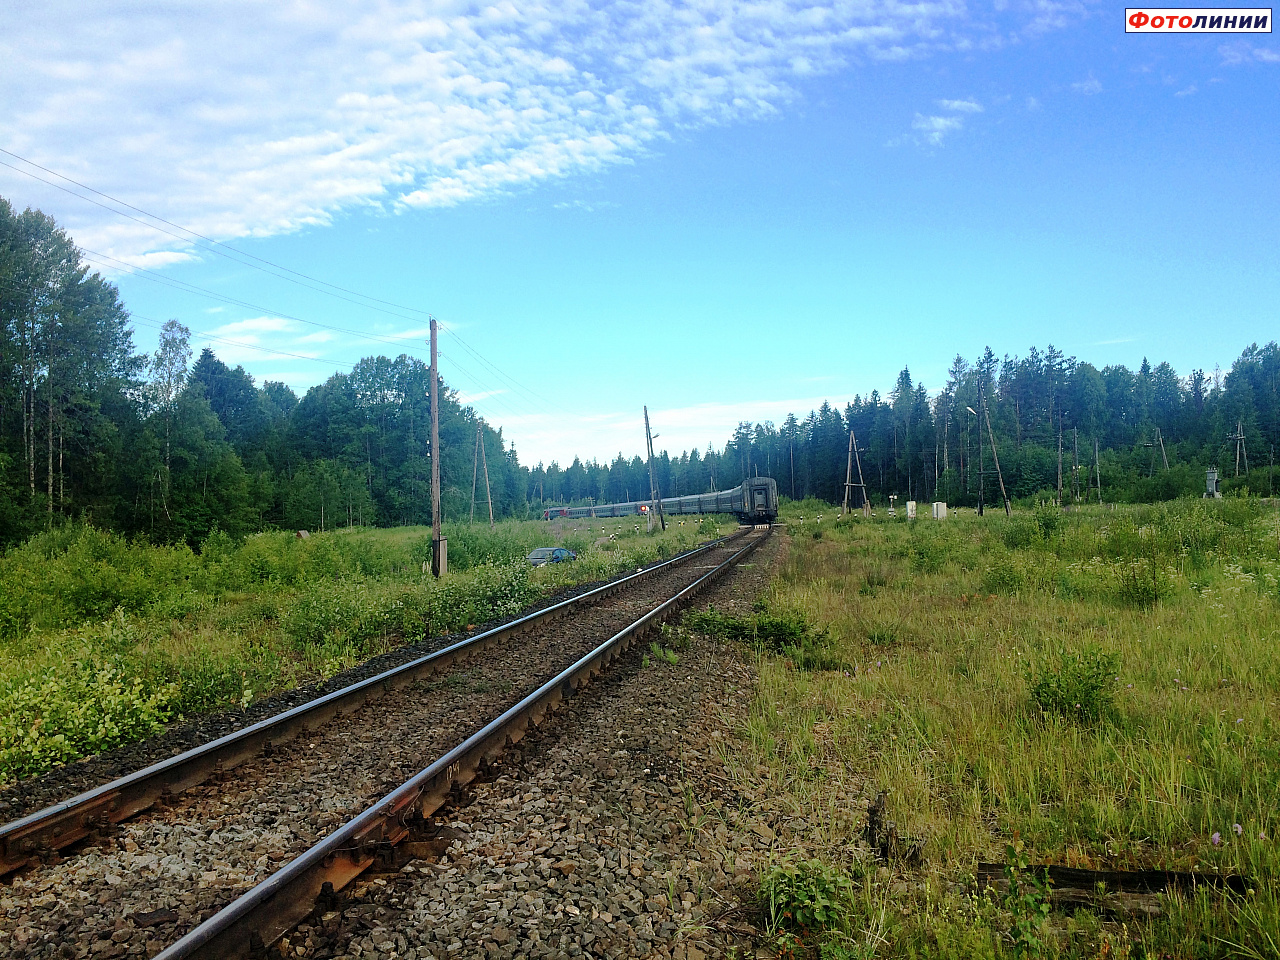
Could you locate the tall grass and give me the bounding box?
[726,498,1280,957]
[0,515,726,785]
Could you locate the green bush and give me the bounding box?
[1116,558,1169,608]
[0,525,199,636]
[0,659,180,784]
[281,563,541,650]
[1028,646,1121,722]
[1002,517,1043,551]
[907,532,946,573]
[981,555,1025,594]
[684,607,840,670]
[760,858,855,940]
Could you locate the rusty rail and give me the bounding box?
[0,530,748,877]
[156,528,767,960]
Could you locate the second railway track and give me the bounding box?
[0,528,768,960]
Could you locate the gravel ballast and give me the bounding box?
[0,537,766,960]
[283,532,790,960]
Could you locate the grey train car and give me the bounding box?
[542,477,778,523]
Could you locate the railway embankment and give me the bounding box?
[0,532,783,960]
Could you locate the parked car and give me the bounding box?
[527,547,576,566]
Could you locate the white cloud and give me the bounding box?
[211,316,297,337]
[457,389,508,405]
[1071,75,1103,95]
[938,98,982,112]
[0,1,1084,263]
[1175,84,1197,97]
[1220,42,1280,64]
[912,113,965,145]
[296,331,336,344]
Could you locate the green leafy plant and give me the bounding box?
[1003,839,1051,959]
[649,640,679,665]
[684,607,840,670]
[0,660,180,783]
[1116,558,1169,608]
[761,858,855,941]
[1028,646,1120,722]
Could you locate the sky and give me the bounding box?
[1,1,1277,468]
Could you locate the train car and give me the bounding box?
[541,476,778,523]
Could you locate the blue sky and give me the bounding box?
[2,1,1276,467]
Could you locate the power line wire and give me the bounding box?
[2,149,555,424]
[0,149,433,323]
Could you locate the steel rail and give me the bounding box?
[157,529,768,960]
[0,530,748,877]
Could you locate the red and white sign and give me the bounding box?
[1126,8,1272,30]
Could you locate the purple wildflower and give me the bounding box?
[1235,824,1243,836]
[1211,832,1222,846]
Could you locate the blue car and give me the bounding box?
[527,547,576,566]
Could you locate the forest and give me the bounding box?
[3,196,1279,548]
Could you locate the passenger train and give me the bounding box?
[541,476,778,523]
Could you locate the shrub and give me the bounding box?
[907,534,945,573]
[981,555,1025,594]
[0,660,180,784]
[1116,559,1169,608]
[684,607,840,670]
[1002,517,1043,551]
[760,858,855,940]
[1032,505,1063,539]
[1028,646,1121,722]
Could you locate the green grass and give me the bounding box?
[0,515,732,786]
[706,497,1280,958]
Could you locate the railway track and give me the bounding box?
[0,527,768,960]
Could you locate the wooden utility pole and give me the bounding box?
[480,429,494,527]
[981,388,1011,516]
[644,406,666,531]
[842,431,854,516]
[1057,416,1063,506]
[1072,428,1080,502]
[470,423,495,527]
[1095,438,1103,505]
[429,318,445,577]
[470,424,480,523]
[1230,420,1248,476]
[852,429,870,516]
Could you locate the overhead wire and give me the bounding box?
[2,148,572,416]
[0,268,529,426]
[73,248,534,422]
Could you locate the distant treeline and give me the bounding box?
[682,343,1280,511]
[3,197,1278,548]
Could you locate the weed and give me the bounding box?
[866,628,897,647]
[1028,646,1121,723]
[761,858,855,941]
[0,655,180,782]
[684,607,840,670]
[981,554,1026,594]
[0,517,717,785]
[1004,839,1051,958]
[863,563,890,589]
[1116,559,1169,608]
[649,640,679,666]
